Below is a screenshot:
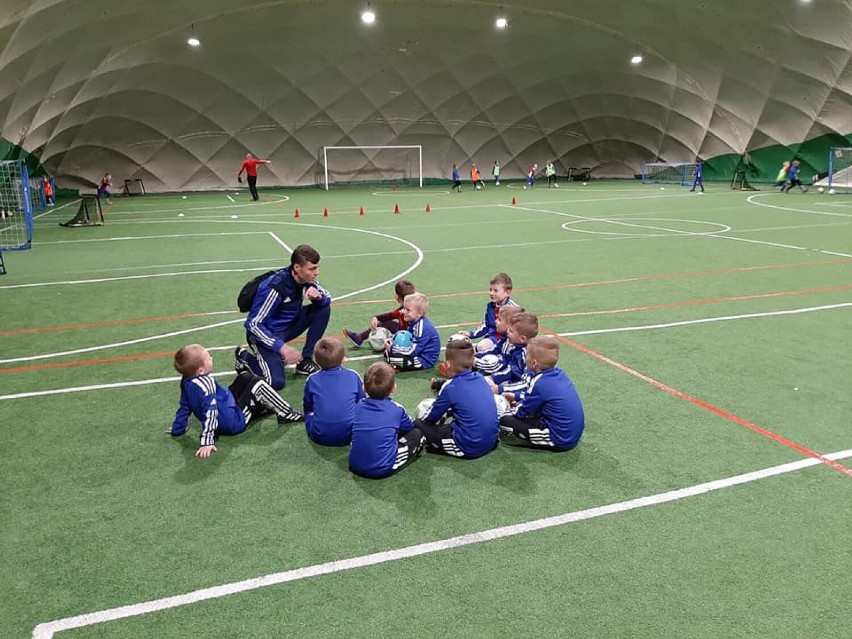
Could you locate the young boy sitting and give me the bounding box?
[349,362,425,479]
[499,335,585,452]
[473,305,525,375]
[302,337,366,446]
[416,339,499,459]
[486,312,539,399]
[168,344,303,459]
[342,279,416,347]
[384,292,440,372]
[461,273,519,353]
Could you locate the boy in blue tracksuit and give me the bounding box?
[462,273,519,354]
[689,160,704,193]
[486,312,539,399]
[451,164,462,192]
[416,340,499,459]
[499,336,585,451]
[303,337,366,446]
[782,159,808,193]
[236,244,331,390]
[385,292,441,372]
[349,362,425,479]
[168,344,302,459]
[473,305,525,375]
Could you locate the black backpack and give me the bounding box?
[237,270,277,312]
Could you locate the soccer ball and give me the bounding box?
[476,185,481,190]
[416,397,435,420]
[495,181,500,186]
[829,189,836,195]
[446,333,471,346]
[392,330,413,349]
[475,353,502,375]
[818,187,825,193]
[494,394,512,417]
[367,327,392,352]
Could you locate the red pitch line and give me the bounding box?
[4,256,850,336]
[546,331,852,478]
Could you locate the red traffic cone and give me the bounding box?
[359,206,365,216]
[425,203,431,213]
[393,203,399,214]
[294,208,300,218]
[323,207,329,217]
[511,197,516,205]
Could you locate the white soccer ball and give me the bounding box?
[818,187,825,193]
[495,181,500,186]
[182,195,187,199]
[582,182,587,185]
[660,187,665,190]
[446,333,471,346]
[829,189,836,195]
[494,394,512,417]
[367,327,392,352]
[476,185,481,190]
[416,397,436,420]
[554,183,559,188]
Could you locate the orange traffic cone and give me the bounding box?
[425,203,431,213]
[294,208,300,218]
[323,207,329,217]
[393,203,400,214]
[511,197,516,205]
[359,206,365,216]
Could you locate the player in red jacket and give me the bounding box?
[237,153,272,201]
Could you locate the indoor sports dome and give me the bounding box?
[1,0,851,191]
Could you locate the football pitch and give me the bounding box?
[2,181,851,638]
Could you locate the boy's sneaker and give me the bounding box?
[342,328,363,347]
[234,346,251,374]
[276,405,304,424]
[295,358,321,376]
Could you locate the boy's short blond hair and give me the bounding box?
[510,312,539,340]
[445,339,475,372]
[527,335,560,370]
[490,273,513,290]
[404,292,428,314]
[364,361,396,399]
[173,344,206,376]
[498,305,524,324]
[313,337,345,370]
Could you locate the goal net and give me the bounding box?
[60,195,104,228]
[814,147,852,193]
[321,145,423,190]
[641,162,698,186]
[0,160,34,275]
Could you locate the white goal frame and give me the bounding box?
[322,145,423,191]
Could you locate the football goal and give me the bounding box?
[321,145,423,190]
[641,162,698,186]
[0,160,34,274]
[813,147,852,193]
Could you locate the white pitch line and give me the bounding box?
[31,448,852,639]
[226,194,235,203]
[268,232,293,254]
[36,231,269,246]
[4,303,850,400]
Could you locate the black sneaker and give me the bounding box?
[295,358,321,376]
[234,346,251,374]
[277,407,304,424]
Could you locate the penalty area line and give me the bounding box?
[31,448,852,638]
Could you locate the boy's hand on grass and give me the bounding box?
[195,445,218,458]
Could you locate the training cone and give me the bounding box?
[511,197,516,205]
[294,208,300,218]
[425,203,431,213]
[323,207,329,217]
[359,206,364,216]
[393,203,400,214]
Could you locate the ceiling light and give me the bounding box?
[495,17,508,29]
[630,55,643,64]
[361,9,376,24]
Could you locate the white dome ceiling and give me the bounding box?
[1,0,851,190]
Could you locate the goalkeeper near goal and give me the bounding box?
[237,153,272,201]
